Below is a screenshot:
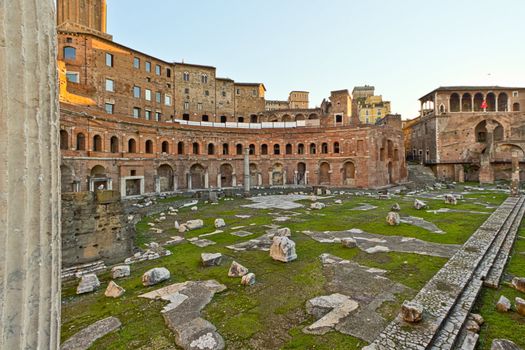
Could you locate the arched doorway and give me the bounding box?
[462,93,472,112]
[272,163,284,185]
[297,162,306,185]
[249,163,258,186]
[342,161,355,185]
[450,93,460,112]
[319,162,330,185]
[486,93,496,111]
[60,165,75,192]
[158,164,174,192]
[90,165,109,191]
[220,163,234,188]
[498,93,508,112]
[190,164,205,189]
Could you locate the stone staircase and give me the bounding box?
[365,196,525,350]
[408,164,437,187]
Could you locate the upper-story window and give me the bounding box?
[105,53,113,67]
[222,91,226,97]
[197,103,203,111]
[165,95,172,106]
[66,72,79,83]
[166,68,171,78]
[145,61,151,72]
[513,91,519,97]
[236,88,240,95]
[105,103,114,114]
[133,57,140,69]
[155,112,161,121]
[252,89,257,97]
[183,72,190,81]
[184,102,189,110]
[155,92,161,103]
[66,37,73,43]
[63,46,76,60]
[145,110,151,120]
[133,107,141,118]
[185,88,190,94]
[204,90,209,96]
[145,89,151,101]
[105,78,114,92]
[155,65,161,76]
[133,86,141,98]
[201,74,208,84]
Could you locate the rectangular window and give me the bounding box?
[165,95,172,106]
[155,65,161,75]
[145,89,151,101]
[236,88,240,95]
[66,72,79,83]
[133,107,141,118]
[222,91,226,97]
[105,78,114,92]
[133,86,141,98]
[513,91,519,97]
[105,53,113,67]
[184,102,189,110]
[183,72,190,81]
[133,57,140,69]
[155,112,161,121]
[145,61,151,72]
[197,103,203,111]
[145,110,151,120]
[155,92,161,103]
[105,103,114,114]
[184,88,190,94]
[204,90,209,96]
[252,89,257,96]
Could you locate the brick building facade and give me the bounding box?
[404,86,525,183]
[57,0,407,196]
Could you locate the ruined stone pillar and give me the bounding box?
[0,1,61,349]
[511,151,520,196]
[244,148,250,193]
[204,171,209,189]
[216,174,222,189]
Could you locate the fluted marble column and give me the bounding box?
[0,1,61,349]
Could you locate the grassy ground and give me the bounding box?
[61,188,508,349]
[474,224,525,349]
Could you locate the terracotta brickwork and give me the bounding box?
[405,86,525,182]
[57,0,407,196]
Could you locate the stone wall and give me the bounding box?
[61,191,134,267]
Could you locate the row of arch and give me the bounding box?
[181,112,321,123]
[63,159,361,193]
[449,92,520,113]
[59,130,355,156]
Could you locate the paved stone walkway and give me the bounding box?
[365,196,525,350]
[140,280,226,350]
[304,229,459,258]
[242,194,325,210]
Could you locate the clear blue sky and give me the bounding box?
[107,0,525,119]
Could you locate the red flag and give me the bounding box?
[481,100,488,109]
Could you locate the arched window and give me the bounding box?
[310,143,316,154]
[486,92,496,112]
[208,143,215,155]
[60,130,68,150]
[220,115,227,123]
[238,116,244,123]
[274,144,280,155]
[236,144,243,155]
[145,140,153,154]
[177,141,184,154]
[250,114,257,123]
[461,93,472,112]
[498,93,508,112]
[183,114,190,121]
[450,93,460,112]
[128,138,137,153]
[298,143,305,155]
[475,121,487,142]
[334,142,340,154]
[513,103,521,112]
[222,143,229,155]
[474,93,484,111]
[63,46,76,60]
[193,142,200,155]
[76,133,86,150]
[93,135,102,152]
[110,136,119,153]
[261,144,268,155]
[202,115,209,122]
[321,143,328,154]
[285,144,292,155]
[249,144,255,155]
[162,141,169,153]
